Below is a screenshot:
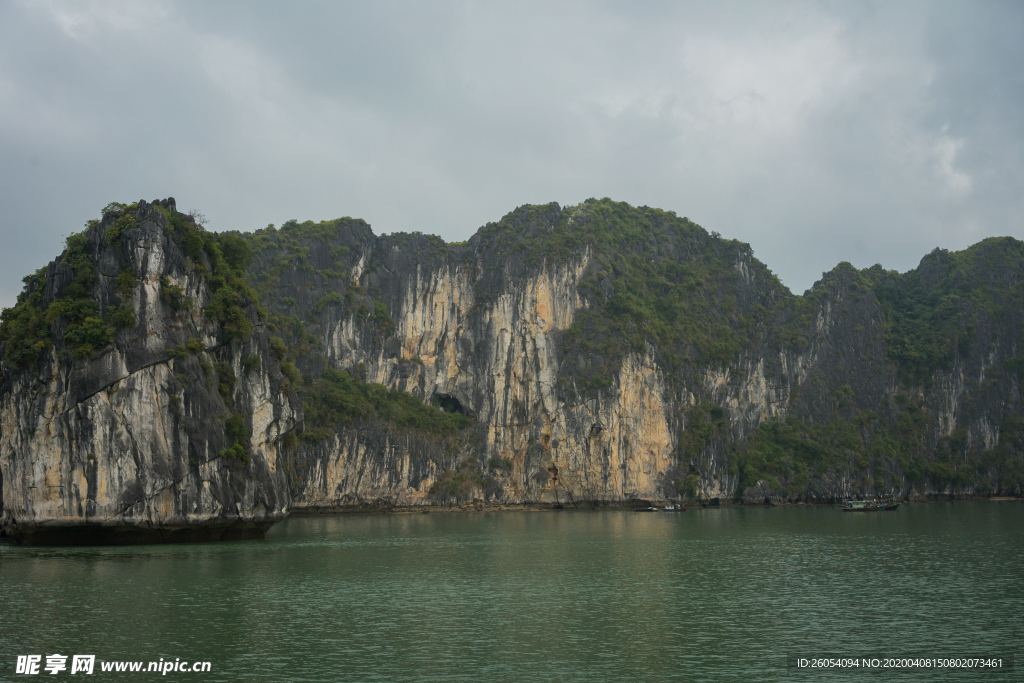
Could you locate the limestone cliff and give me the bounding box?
[2,197,1022,543]
[245,200,1024,509]
[0,199,300,543]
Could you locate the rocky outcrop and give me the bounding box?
[2,198,1021,543]
[0,200,300,544]
[252,204,1024,509]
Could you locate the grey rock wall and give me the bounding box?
[263,211,1022,509]
[1,200,300,544]
[2,199,1021,544]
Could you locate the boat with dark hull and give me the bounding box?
[841,500,900,511]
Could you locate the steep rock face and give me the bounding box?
[0,200,300,543]
[276,228,597,507]
[3,198,1022,545]
[256,204,1023,508]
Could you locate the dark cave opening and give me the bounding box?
[433,393,467,415]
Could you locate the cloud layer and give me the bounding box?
[1,0,1021,307]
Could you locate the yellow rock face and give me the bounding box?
[290,246,719,507]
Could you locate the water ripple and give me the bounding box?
[1,503,1020,682]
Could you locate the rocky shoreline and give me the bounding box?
[3,495,1017,545]
[288,492,1023,516]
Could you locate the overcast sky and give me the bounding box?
[1,0,1022,308]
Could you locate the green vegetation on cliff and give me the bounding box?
[162,210,263,341]
[732,391,1024,498]
[871,237,1024,384]
[0,200,268,370]
[241,218,400,364]
[677,402,727,460]
[247,218,367,298]
[476,199,788,391]
[429,459,501,503]
[301,368,469,442]
[0,224,137,366]
[0,267,52,367]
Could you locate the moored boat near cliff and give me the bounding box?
[841,500,901,511]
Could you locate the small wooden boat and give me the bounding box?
[841,500,879,511]
[841,499,899,511]
[662,505,687,511]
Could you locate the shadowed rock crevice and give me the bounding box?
[433,393,469,417]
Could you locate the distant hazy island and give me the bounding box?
[1,197,1021,544]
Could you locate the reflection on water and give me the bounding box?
[1,503,1021,682]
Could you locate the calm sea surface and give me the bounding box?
[0,502,1021,682]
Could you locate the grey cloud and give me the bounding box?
[1,0,1021,310]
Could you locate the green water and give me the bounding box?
[0,503,1021,682]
